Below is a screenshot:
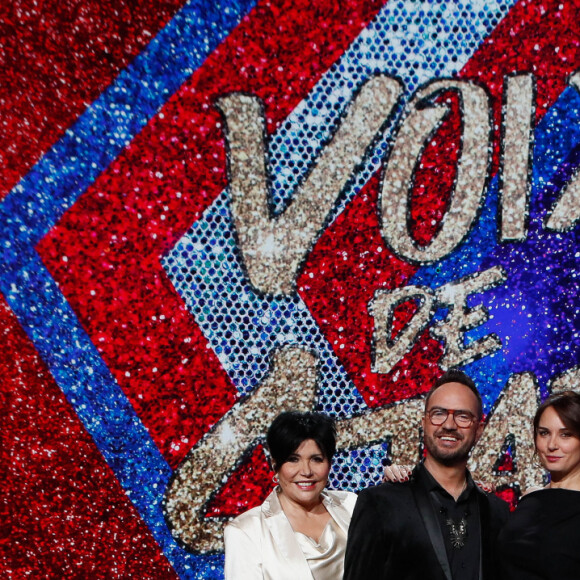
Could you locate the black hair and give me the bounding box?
[266,411,337,471]
[534,390,580,442]
[425,369,483,419]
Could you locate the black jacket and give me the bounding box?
[343,464,510,580]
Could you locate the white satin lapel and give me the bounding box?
[262,490,314,579]
[321,491,352,534]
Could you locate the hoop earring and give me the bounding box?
[272,474,279,484]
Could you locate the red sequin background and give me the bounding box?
[2,0,580,576]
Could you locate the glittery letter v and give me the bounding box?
[216,76,402,295]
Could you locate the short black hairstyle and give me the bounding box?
[266,411,337,471]
[425,369,483,419]
[534,390,580,442]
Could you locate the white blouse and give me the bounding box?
[294,517,348,580]
[224,488,357,580]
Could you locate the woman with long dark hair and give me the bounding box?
[498,390,580,579]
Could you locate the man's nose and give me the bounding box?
[442,413,458,429]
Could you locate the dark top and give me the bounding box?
[420,465,480,580]
[344,463,510,580]
[498,488,580,580]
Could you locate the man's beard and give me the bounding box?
[424,429,475,465]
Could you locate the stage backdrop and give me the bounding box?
[2,0,580,577]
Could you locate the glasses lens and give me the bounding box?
[429,409,448,425]
[454,412,474,427]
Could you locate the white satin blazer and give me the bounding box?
[224,488,357,580]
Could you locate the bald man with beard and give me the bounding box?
[344,369,509,580]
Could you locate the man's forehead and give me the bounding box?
[427,381,480,410]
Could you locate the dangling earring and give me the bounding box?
[272,473,279,484]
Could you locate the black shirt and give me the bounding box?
[417,464,481,580]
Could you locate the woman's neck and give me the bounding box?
[278,490,330,542]
[548,465,580,491]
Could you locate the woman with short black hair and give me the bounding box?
[224,411,356,580]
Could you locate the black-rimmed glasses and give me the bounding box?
[427,407,477,428]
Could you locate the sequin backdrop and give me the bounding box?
[1,0,579,577]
